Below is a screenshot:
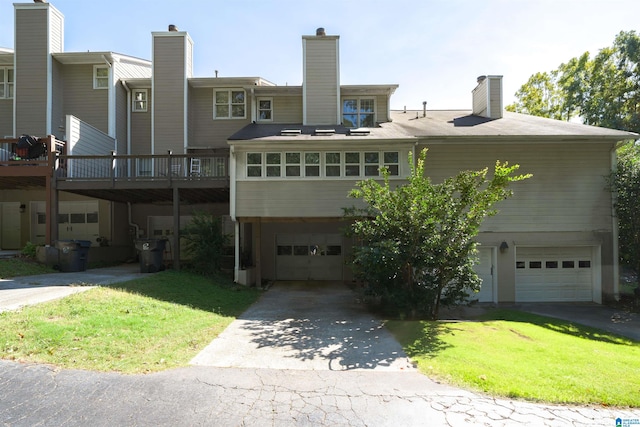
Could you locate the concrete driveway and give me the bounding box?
[191,281,415,371]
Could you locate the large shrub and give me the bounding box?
[181,211,229,276]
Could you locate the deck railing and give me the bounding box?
[56,152,229,182]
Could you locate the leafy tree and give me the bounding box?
[610,142,640,292]
[345,149,531,320]
[181,211,229,276]
[507,30,640,134]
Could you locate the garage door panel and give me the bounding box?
[276,233,343,281]
[516,247,593,302]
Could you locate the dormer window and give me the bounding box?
[215,89,246,119]
[93,66,109,89]
[342,98,374,128]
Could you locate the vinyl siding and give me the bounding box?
[236,180,365,218]
[273,96,302,123]
[14,8,49,136]
[62,64,108,133]
[189,87,249,149]
[153,35,186,154]
[114,61,152,154]
[472,81,488,117]
[0,101,12,137]
[66,115,116,177]
[489,77,502,119]
[304,38,339,125]
[375,95,389,122]
[51,58,64,140]
[419,142,613,233]
[49,6,64,54]
[131,88,152,155]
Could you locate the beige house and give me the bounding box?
[0,1,636,304]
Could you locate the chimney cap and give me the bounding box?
[316,27,326,36]
[168,24,178,32]
[477,75,487,83]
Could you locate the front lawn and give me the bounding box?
[386,309,640,407]
[0,270,260,373]
[0,257,55,278]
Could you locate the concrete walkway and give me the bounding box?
[0,264,143,312]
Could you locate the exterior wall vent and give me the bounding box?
[281,129,301,136]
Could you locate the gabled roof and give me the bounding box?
[389,110,638,142]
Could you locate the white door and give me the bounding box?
[58,202,100,244]
[276,233,343,281]
[1,203,21,249]
[515,247,594,302]
[473,247,495,302]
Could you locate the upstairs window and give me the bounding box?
[0,67,14,99]
[133,90,148,112]
[257,98,273,121]
[93,66,109,89]
[215,89,245,119]
[342,98,375,128]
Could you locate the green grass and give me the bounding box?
[0,270,260,373]
[0,258,55,278]
[386,309,640,407]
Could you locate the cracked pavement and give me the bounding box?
[1,279,639,426]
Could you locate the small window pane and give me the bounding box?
[326,245,342,256]
[325,152,341,164]
[305,165,320,176]
[365,152,379,164]
[516,261,526,269]
[266,153,281,164]
[545,261,558,269]
[96,68,109,77]
[259,100,271,109]
[277,245,292,255]
[286,152,300,164]
[231,105,245,118]
[326,165,340,177]
[216,91,229,103]
[216,105,229,117]
[247,166,262,177]
[231,91,244,103]
[529,261,542,269]
[293,245,308,256]
[385,165,399,176]
[87,212,99,223]
[360,99,374,113]
[360,114,374,128]
[579,260,591,268]
[365,165,379,176]
[345,152,360,163]
[343,99,357,113]
[286,166,300,177]
[343,114,357,128]
[58,213,69,224]
[259,110,271,120]
[384,152,399,163]
[345,165,360,176]
[305,152,320,164]
[70,213,85,224]
[247,153,262,164]
[562,261,575,268]
[266,166,281,177]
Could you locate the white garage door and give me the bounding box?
[516,247,594,302]
[276,234,343,281]
[473,247,495,302]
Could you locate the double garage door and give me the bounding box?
[515,247,594,302]
[276,234,343,280]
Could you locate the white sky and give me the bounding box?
[1,0,639,110]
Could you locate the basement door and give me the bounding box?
[515,247,594,302]
[276,233,343,281]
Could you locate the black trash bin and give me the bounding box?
[55,240,91,272]
[135,238,167,273]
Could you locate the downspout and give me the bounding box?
[127,202,140,241]
[229,145,239,282]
